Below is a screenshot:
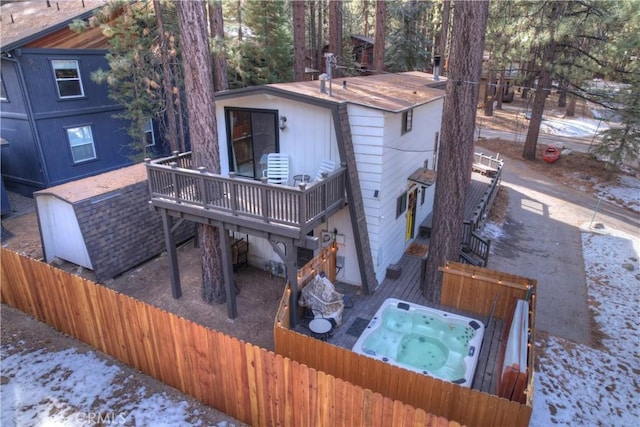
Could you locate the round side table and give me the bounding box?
[293,174,311,186]
[308,318,333,341]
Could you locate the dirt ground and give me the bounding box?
[1,95,634,353]
[1,210,286,351]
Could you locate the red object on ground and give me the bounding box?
[543,146,561,163]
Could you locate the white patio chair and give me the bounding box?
[314,159,337,181]
[262,153,290,185]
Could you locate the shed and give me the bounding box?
[35,164,193,281]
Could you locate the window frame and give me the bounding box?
[396,191,408,219]
[65,124,97,163]
[401,109,413,135]
[51,59,85,99]
[0,74,7,102]
[144,119,156,147]
[224,107,279,179]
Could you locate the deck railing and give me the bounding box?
[145,152,346,230]
[459,152,504,266]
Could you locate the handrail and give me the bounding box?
[145,153,346,230]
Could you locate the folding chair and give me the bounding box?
[314,159,337,181]
[262,153,290,185]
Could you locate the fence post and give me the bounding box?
[298,183,307,226]
[197,167,208,208]
[170,162,180,203]
[260,178,270,222]
[229,173,239,215]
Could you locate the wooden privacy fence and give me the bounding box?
[1,248,457,427]
[275,262,536,427]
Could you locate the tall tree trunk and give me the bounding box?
[309,1,316,72]
[522,38,555,160]
[422,0,489,302]
[520,55,537,99]
[329,0,342,77]
[566,94,576,117]
[208,0,228,92]
[172,57,187,153]
[373,0,385,73]
[484,62,495,116]
[496,69,505,110]
[362,0,371,37]
[236,0,243,41]
[153,0,179,153]
[557,82,567,108]
[177,0,225,304]
[293,1,306,81]
[439,0,450,75]
[316,0,324,73]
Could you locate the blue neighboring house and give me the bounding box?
[1,0,163,196]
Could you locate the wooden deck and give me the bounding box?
[419,171,494,236]
[294,164,505,394]
[295,235,504,395]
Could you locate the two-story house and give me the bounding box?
[0,0,160,196]
[147,71,447,322]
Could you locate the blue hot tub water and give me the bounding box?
[354,299,484,386]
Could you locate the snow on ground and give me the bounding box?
[0,345,237,426]
[540,115,609,138]
[484,155,639,425]
[595,174,640,213]
[530,225,640,426]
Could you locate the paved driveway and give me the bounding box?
[481,147,639,345]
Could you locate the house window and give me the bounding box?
[0,74,7,101]
[421,186,426,206]
[52,60,84,98]
[66,125,96,163]
[396,192,408,219]
[144,119,155,147]
[402,109,413,134]
[225,107,278,179]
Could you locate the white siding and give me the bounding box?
[215,93,443,288]
[347,105,385,282]
[215,95,339,179]
[37,195,92,268]
[216,95,360,282]
[350,100,443,284]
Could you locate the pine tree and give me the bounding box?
[385,0,432,72]
[230,0,293,87]
[422,0,490,301]
[89,0,183,160]
[176,0,226,304]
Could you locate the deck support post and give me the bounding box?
[160,209,182,299]
[269,238,299,327]
[219,225,238,319]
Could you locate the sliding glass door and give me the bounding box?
[225,108,279,179]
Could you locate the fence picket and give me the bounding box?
[2,248,471,427]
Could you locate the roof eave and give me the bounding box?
[215,85,444,113]
[1,8,98,53]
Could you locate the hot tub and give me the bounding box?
[351,298,485,387]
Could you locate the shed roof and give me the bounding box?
[34,163,146,204]
[1,0,106,51]
[217,72,446,114]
